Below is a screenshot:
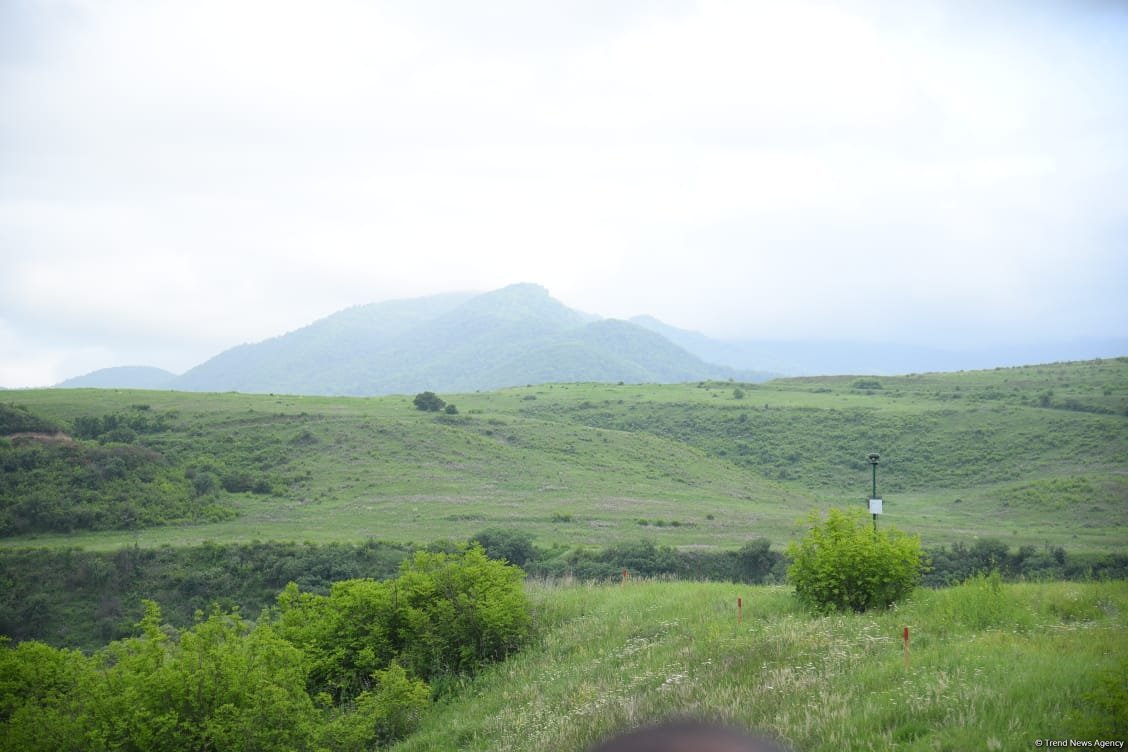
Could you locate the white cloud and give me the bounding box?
[1,0,1126,386]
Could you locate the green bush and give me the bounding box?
[412,392,446,412]
[787,507,924,613]
[317,661,431,749]
[472,528,537,567]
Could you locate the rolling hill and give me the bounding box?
[6,357,1127,553]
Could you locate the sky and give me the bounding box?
[2,0,1127,388]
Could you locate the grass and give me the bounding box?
[2,357,1126,553]
[387,578,1128,752]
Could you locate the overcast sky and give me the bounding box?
[2,0,1126,387]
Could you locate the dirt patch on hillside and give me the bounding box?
[7,432,76,446]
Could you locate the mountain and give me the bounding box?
[56,366,176,389]
[629,316,781,377]
[170,284,743,395]
[630,316,1128,376]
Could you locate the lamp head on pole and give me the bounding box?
[867,453,880,466]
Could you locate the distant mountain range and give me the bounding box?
[60,284,762,396]
[631,316,1128,377]
[57,366,178,389]
[55,283,1128,395]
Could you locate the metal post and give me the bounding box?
[872,461,877,534]
[867,453,880,534]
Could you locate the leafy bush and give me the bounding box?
[317,661,431,750]
[395,546,532,679]
[0,404,61,435]
[0,548,529,752]
[275,545,531,690]
[472,528,537,567]
[787,507,924,613]
[413,392,446,412]
[1,603,319,752]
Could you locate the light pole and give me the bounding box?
[867,453,880,533]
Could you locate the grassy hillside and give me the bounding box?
[387,578,1128,752]
[2,357,1126,553]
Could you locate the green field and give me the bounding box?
[3,357,1127,553]
[387,578,1127,751]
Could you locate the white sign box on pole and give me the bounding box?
[868,498,883,515]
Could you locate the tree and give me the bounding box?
[472,528,537,567]
[734,538,780,583]
[787,507,924,613]
[413,392,445,412]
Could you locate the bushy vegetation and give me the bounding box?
[0,540,412,651]
[4,533,1125,653]
[0,547,531,751]
[787,507,924,613]
[0,401,316,536]
[0,403,61,435]
[0,438,231,535]
[522,538,786,584]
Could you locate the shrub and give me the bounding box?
[471,528,537,567]
[412,392,445,412]
[787,507,924,613]
[395,546,531,679]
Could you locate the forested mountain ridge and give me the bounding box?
[162,284,746,395]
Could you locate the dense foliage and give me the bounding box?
[0,403,61,435]
[0,541,411,651]
[0,400,322,536]
[787,507,925,612]
[0,546,530,751]
[0,438,228,536]
[5,535,1125,653]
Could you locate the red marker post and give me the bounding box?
[738,597,743,624]
[622,568,628,587]
[903,627,910,671]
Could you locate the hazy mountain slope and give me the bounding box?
[170,284,737,395]
[172,292,476,394]
[56,366,176,389]
[629,315,778,377]
[630,315,1128,376]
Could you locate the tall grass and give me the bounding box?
[389,579,1127,752]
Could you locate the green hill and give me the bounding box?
[169,284,743,395]
[2,357,1125,553]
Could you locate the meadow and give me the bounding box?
[2,357,1125,553]
[388,577,1127,752]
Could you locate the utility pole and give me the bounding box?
[867,453,881,534]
